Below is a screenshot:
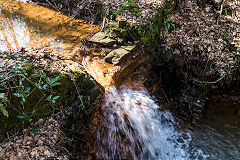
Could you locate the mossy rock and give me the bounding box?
[105,48,130,65]
[0,66,96,141]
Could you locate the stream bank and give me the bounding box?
[0,1,101,158]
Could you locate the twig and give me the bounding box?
[100,16,107,31]
[219,0,225,16]
[194,76,225,84]
[160,87,171,106]
[73,82,85,107]
[0,75,16,83]
[217,0,225,25]
[45,0,61,13]
[0,86,23,90]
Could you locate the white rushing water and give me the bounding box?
[0,10,30,52]
[96,86,193,160]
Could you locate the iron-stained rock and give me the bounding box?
[105,48,130,65]
[102,48,113,56]
[89,32,116,46]
[69,62,85,73]
[121,45,135,51]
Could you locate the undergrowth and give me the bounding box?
[0,62,94,141]
[113,0,141,18]
[113,0,239,90]
[115,0,180,60]
[0,64,61,119]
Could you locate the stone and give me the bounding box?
[18,151,22,157]
[121,45,135,51]
[44,150,51,157]
[0,58,5,68]
[89,32,106,41]
[31,150,39,157]
[68,62,84,73]
[102,48,112,55]
[38,140,44,145]
[117,37,124,44]
[105,48,130,65]
[205,6,211,12]
[89,32,116,46]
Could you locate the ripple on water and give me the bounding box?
[189,103,240,160]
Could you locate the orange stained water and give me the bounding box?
[83,54,146,90]
[83,56,122,89]
[0,0,99,53]
[83,50,146,90]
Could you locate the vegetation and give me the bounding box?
[113,0,141,18]
[113,0,239,91]
[0,63,95,141]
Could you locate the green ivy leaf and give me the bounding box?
[0,93,6,99]
[14,64,19,70]
[165,26,169,34]
[0,103,9,117]
[47,95,52,101]
[0,81,6,87]
[167,23,170,29]
[20,98,26,105]
[49,76,60,85]
[19,80,23,86]
[13,92,21,98]
[122,2,127,7]
[22,97,26,103]
[23,87,31,94]
[43,84,48,90]
[53,96,60,100]
[50,82,61,87]
[17,115,25,119]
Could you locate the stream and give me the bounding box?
[95,85,192,159]
[190,103,240,159]
[94,84,240,160]
[1,1,240,159]
[0,0,98,54]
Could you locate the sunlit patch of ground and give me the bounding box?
[225,0,240,51]
[163,0,239,82]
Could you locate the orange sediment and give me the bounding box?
[0,0,99,54]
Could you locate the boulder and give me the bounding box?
[68,62,85,74]
[121,45,135,51]
[102,48,113,56]
[89,32,116,46]
[105,48,130,65]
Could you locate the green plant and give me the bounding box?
[164,18,175,34]
[193,42,200,53]
[113,0,141,18]
[0,64,61,119]
[0,93,8,117]
[29,123,43,134]
[228,43,237,52]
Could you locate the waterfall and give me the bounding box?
[96,85,192,160]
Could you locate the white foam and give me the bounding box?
[96,86,193,160]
